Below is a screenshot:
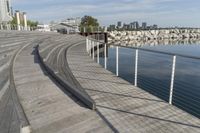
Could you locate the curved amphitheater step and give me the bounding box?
[13,34,113,133]
[0,31,38,133]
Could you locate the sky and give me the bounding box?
[12,0,200,27]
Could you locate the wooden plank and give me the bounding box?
[12,33,113,133]
[67,40,200,133]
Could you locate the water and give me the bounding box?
[97,43,200,118]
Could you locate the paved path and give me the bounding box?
[67,40,200,133]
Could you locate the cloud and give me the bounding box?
[11,0,200,27]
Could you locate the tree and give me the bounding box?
[27,20,38,27]
[80,15,99,32]
[9,17,38,27]
[10,17,19,25]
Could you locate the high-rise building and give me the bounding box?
[123,23,130,30]
[109,25,116,31]
[142,22,147,29]
[135,21,139,29]
[0,0,12,24]
[130,22,134,29]
[117,21,122,28]
[130,21,139,30]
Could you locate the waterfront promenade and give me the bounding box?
[0,31,200,133]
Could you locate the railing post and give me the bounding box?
[89,40,92,57]
[86,37,88,53]
[104,44,107,69]
[0,24,3,30]
[116,46,119,76]
[92,41,95,60]
[97,42,100,64]
[134,49,139,86]
[169,55,176,105]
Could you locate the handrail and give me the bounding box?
[88,34,200,59]
[86,37,200,118]
[110,44,200,60]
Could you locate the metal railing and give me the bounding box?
[79,26,107,33]
[0,24,36,31]
[86,37,200,118]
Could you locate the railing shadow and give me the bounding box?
[85,88,164,103]
[75,76,130,85]
[97,105,200,129]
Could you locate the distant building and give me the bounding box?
[130,21,139,30]
[36,24,51,32]
[123,23,130,30]
[50,23,78,34]
[14,11,28,31]
[129,22,134,30]
[153,24,158,29]
[109,25,116,31]
[103,26,107,32]
[108,21,158,31]
[62,17,81,26]
[0,0,12,24]
[14,11,24,23]
[61,17,81,32]
[142,22,147,29]
[117,21,122,28]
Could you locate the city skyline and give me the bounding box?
[109,21,157,31]
[12,0,200,27]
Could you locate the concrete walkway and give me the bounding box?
[67,41,200,133]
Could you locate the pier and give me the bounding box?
[0,31,200,133]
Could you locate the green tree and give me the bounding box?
[10,17,17,25]
[10,17,38,27]
[27,20,38,27]
[80,15,99,32]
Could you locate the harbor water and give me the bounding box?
[96,41,200,118]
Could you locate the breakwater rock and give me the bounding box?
[108,29,200,42]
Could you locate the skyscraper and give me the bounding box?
[0,0,12,24]
[130,21,139,30]
[117,21,122,28]
[142,22,147,29]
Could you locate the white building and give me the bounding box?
[61,17,81,32]
[0,0,12,24]
[50,23,78,34]
[36,24,51,32]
